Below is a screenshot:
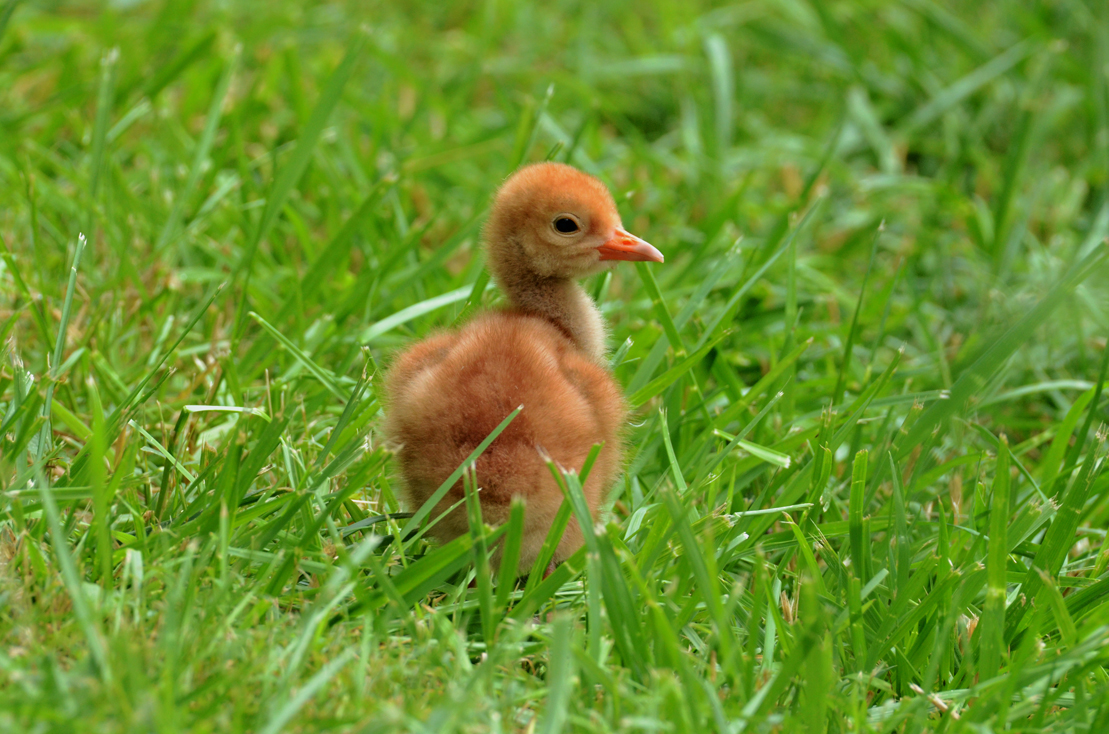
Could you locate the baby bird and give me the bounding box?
[383,162,663,574]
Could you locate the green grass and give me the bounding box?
[2,0,1109,731]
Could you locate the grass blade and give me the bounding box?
[36,468,111,682]
[257,650,354,734]
[537,615,576,734]
[249,311,346,399]
[848,449,869,583]
[629,330,730,409]
[155,48,239,252]
[900,39,1035,133]
[897,244,1108,459]
[980,437,1010,677]
[360,282,491,344]
[235,32,367,283]
[398,405,522,539]
[38,233,86,461]
[832,223,881,404]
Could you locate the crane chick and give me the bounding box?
[383,163,663,574]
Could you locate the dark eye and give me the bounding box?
[553,217,579,234]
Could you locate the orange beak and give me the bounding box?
[597,228,664,263]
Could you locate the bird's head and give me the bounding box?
[485,162,663,282]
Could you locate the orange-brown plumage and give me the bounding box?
[383,162,663,573]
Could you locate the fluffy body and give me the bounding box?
[383,162,661,574]
[384,310,624,569]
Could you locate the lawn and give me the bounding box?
[2,0,1108,731]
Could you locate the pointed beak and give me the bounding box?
[596,228,664,263]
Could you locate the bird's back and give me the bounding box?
[383,311,625,567]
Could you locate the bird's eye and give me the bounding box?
[553,216,580,234]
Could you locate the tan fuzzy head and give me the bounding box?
[484,162,661,283]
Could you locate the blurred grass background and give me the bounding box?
[2,0,1109,731]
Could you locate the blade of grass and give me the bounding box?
[257,649,354,734]
[629,330,730,409]
[636,261,684,355]
[524,497,574,595]
[659,410,736,665]
[398,405,522,539]
[711,430,792,468]
[452,268,491,327]
[87,49,118,229]
[900,39,1035,133]
[36,468,111,682]
[494,498,525,612]
[897,244,1108,459]
[537,615,575,734]
[1006,445,1103,639]
[1059,342,1109,486]
[235,31,367,303]
[832,223,881,404]
[0,0,20,45]
[462,465,496,642]
[249,311,346,399]
[550,461,649,680]
[138,29,217,101]
[155,48,239,252]
[360,282,493,344]
[980,436,1010,677]
[510,84,554,167]
[848,449,869,583]
[693,201,822,353]
[38,233,86,461]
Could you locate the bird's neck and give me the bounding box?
[495,261,607,361]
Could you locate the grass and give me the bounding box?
[2,0,1108,731]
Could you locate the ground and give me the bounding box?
[1,0,1108,731]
